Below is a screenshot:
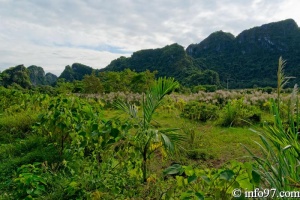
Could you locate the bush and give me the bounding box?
[191,85,206,93]
[218,99,261,127]
[0,135,61,195]
[192,85,217,93]
[0,111,39,142]
[203,85,217,92]
[181,101,219,122]
[186,149,214,161]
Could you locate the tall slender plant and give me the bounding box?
[114,77,185,182]
[245,58,300,194]
[276,56,293,113]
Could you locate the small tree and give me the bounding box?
[82,72,103,93]
[115,77,184,182]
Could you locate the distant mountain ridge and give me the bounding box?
[102,43,220,86]
[28,65,57,85]
[1,19,299,88]
[59,63,93,81]
[0,65,57,88]
[186,19,300,88]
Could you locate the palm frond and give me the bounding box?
[161,133,175,152]
[143,77,179,126]
[114,99,138,119]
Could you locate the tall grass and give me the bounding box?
[245,58,300,195]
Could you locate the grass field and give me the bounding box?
[103,108,263,168]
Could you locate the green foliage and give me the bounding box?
[0,89,50,142]
[2,56,300,199]
[192,84,218,93]
[0,111,38,142]
[0,134,60,196]
[99,69,156,93]
[276,56,294,115]
[37,96,101,155]
[1,65,32,88]
[59,63,93,82]
[187,19,300,88]
[82,72,103,93]
[245,99,300,193]
[54,79,74,94]
[164,161,260,199]
[13,163,47,199]
[186,70,220,88]
[218,99,261,127]
[104,43,220,87]
[0,88,50,115]
[259,86,273,94]
[181,101,218,122]
[31,85,57,95]
[191,85,206,93]
[27,65,48,86]
[114,77,183,182]
[244,58,300,194]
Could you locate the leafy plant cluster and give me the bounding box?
[218,99,262,127]
[181,101,219,122]
[163,161,260,199]
[180,99,261,127]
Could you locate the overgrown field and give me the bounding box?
[0,77,299,199]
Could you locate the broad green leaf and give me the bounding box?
[163,164,182,175]
[188,175,197,183]
[219,169,235,181]
[110,128,120,138]
[184,165,194,176]
[195,192,205,200]
[201,175,211,184]
[180,190,194,199]
[251,170,261,185]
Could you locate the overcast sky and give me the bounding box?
[0,0,299,75]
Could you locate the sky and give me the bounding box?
[0,0,299,75]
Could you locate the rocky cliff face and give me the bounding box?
[235,19,299,53]
[27,65,57,85]
[28,65,46,85]
[1,65,32,88]
[59,63,93,81]
[45,73,58,85]
[186,31,235,56]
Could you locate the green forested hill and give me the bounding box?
[28,65,57,85]
[0,65,57,88]
[104,43,197,80]
[102,43,220,87]
[186,19,300,88]
[59,63,93,81]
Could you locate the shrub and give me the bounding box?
[218,99,261,127]
[192,85,217,93]
[203,85,217,92]
[186,149,214,161]
[13,163,48,199]
[0,111,39,142]
[181,101,219,122]
[191,85,206,93]
[0,135,61,195]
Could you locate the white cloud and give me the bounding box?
[0,0,299,75]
